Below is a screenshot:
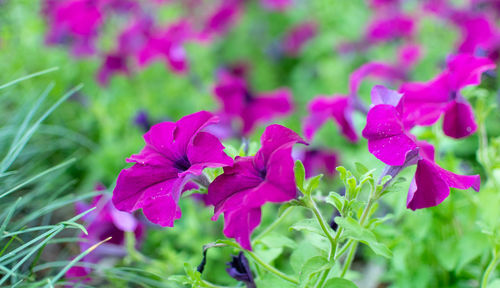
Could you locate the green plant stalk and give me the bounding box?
[311,195,344,288]
[252,207,293,245]
[308,196,337,258]
[246,250,299,284]
[340,197,375,278]
[480,251,498,288]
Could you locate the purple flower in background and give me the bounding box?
[213,73,293,136]
[407,141,481,210]
[112,111,233,227]
[207,125,306,250]
[43,0,103,56]
[227,252,256,288]
[295,148,339,178]
[349,44,422,94]
[399,54,495,138]
[133,110,152,132]
[450,11,500,61]
[260,0,292,11]
[198,2,242,42]
[282,21,317,56]
[366,14,415,44]
[137,20,193,73]
[303,95,358,142]
[96,52,129,85]
[369,0,401,12]
[66,191,145,281]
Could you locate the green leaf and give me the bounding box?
[295,160,306,193]
[326,191,345,214]
[324,277,358,288]
[487,279,500,288]
[299,256,330,288]
[290,219,325,237]
[290,241,322,273]
[306,174,323,194]
[336,166,348,182]
[354,162,369,175]
[335,217,392,258]
[260,233,297,249]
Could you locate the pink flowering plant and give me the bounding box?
[1,1,500,288]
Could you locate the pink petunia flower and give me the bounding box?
[213,73,293,136]
[294,148,339,178]
[112,111,233,227]
[66,191,145,282]
[303,95,358,142]
[282,21,317,56]
[198,1,242,42]
[362,86,481,210]
[44,0,104,56]
[260,0,292,11]
[399,54,495,138]
[207,125,306,250]
[96,52,130,85]
[406,141,480,210]
[137,19,193,73]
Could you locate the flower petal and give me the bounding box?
[362,104,416,166]
[442,99,477,139]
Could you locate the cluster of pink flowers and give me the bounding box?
[112,111,305,250]
[66,185,144,281]
[63,0,496,261]
[42,0,317,86]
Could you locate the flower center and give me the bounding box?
[174,155,191,171]
[258,168,267,179]
[244,89,254,103]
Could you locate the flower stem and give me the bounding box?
[246,251,299,284]
[340,196,375,278]
[308,196,337,258]
[310,195,344,288]
[252,207,293,245]
[480,250,498,288]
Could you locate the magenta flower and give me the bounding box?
[137,20,193,73]
[96,52,129,85]
[362,89,415,166]
[362,86,481,210]
[44,0,103,56]
[112,111,233,227]
[303,95,358,142]
[349,44,421,94]
[282,21,317,56]
[213,73,293,136]
[451,11,500,60]
[399,54,495,138]
[294,148,339,178]
[407,141,481,210]
[198,2,242,42]
[207,125,306,250]
[66,192,145,281]
[260,0,292,11]
[366,14,415,44]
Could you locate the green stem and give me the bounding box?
[481,251,498,288]
[308,197,337,258]
[252,207,293,245]
[311,197,344,288]
[246,251,299,284]
[340,197,375,278]
[340,242,358,277]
